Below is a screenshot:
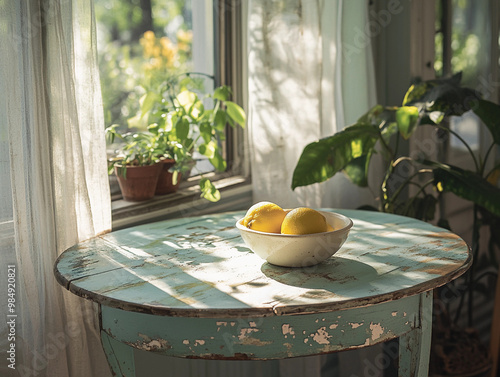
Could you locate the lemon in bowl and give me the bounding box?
[281,207,329,235]
[236,207,353,267]
[242,201,287,233]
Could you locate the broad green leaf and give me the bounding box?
[199,140,216,158]
[171,170,179,185]
[403,72,462,105]
[357,105,385,125]
[213,86,232,101]
[429,111,445,124]
[403,73,481,116]
[358,105,398,131]
[342,153,372,187]
[356,105,398,143]
[105,124,120,144]
[189,99,204,120]
[175,117,190,142]
[176,90,197,113]
[199,122,213,144]
[380,121,398,145]
[225,101,246,127]
[291,124,380,190]
[428,162,500,217]
[183,137,194,151]
[147,123,159,135]
[214,109,227,131]
[209,150,226,171]
[396,106,419,139]
[471,99,500,144]
[418,111,445,127]
[200,178,221,202]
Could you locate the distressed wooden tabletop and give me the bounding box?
[54,209,471,318]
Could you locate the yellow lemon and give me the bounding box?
[243,201,287,233]
[281,207,328,235]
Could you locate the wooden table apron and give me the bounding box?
[54,209,471,376]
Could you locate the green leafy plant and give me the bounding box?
[105,126,169,168]
[292,72,500,327]
[106,73,246,202]
[292,73,500,219]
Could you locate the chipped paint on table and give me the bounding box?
[100,293,426,359]
[54,209,471,376]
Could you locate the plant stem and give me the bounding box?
[401,179,434,216]
[378,125,396,212]
[453,281,467,324]
[472,270,498,285]
[378,123,395,161]
[381,162,394,212]
[425,123,480,172]
[210,100,220,123]
[481,142,496,176]
[468,204,480,327]
[184,71,216,80]
[386,166,432,206]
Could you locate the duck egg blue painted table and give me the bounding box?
[54,209,471,376]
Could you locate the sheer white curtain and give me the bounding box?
[248,0,377,210]
[0,1,112,376]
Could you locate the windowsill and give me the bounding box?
[111,173,252,230]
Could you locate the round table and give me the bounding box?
[54,209,471,376]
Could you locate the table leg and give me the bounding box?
[101,330,136,377]
[398,291,433,376]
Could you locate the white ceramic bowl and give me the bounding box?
[236,211,353,267]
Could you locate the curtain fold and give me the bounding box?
[0,1,112,376]
[248,0,377,210]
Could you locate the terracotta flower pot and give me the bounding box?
[155,159,181,195]
[115,164,162,202]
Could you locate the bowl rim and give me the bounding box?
[235,210,353,238]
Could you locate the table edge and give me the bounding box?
[54,246,472,318]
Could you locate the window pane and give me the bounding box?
[435,0,492,88]
[435,0,494,159]
[96,0,197,127]
[95,0,216,195]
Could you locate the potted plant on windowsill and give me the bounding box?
[136,73,246,201]
[106,73,246,202]
[105,125,171,201]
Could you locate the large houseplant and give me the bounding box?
[292,73,500,376]
[106,73,246,202]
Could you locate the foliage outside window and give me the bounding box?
[96,0,195,131]
[435,0,491,86]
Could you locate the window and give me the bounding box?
[434,0,499,170]
[95,0,251,229]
